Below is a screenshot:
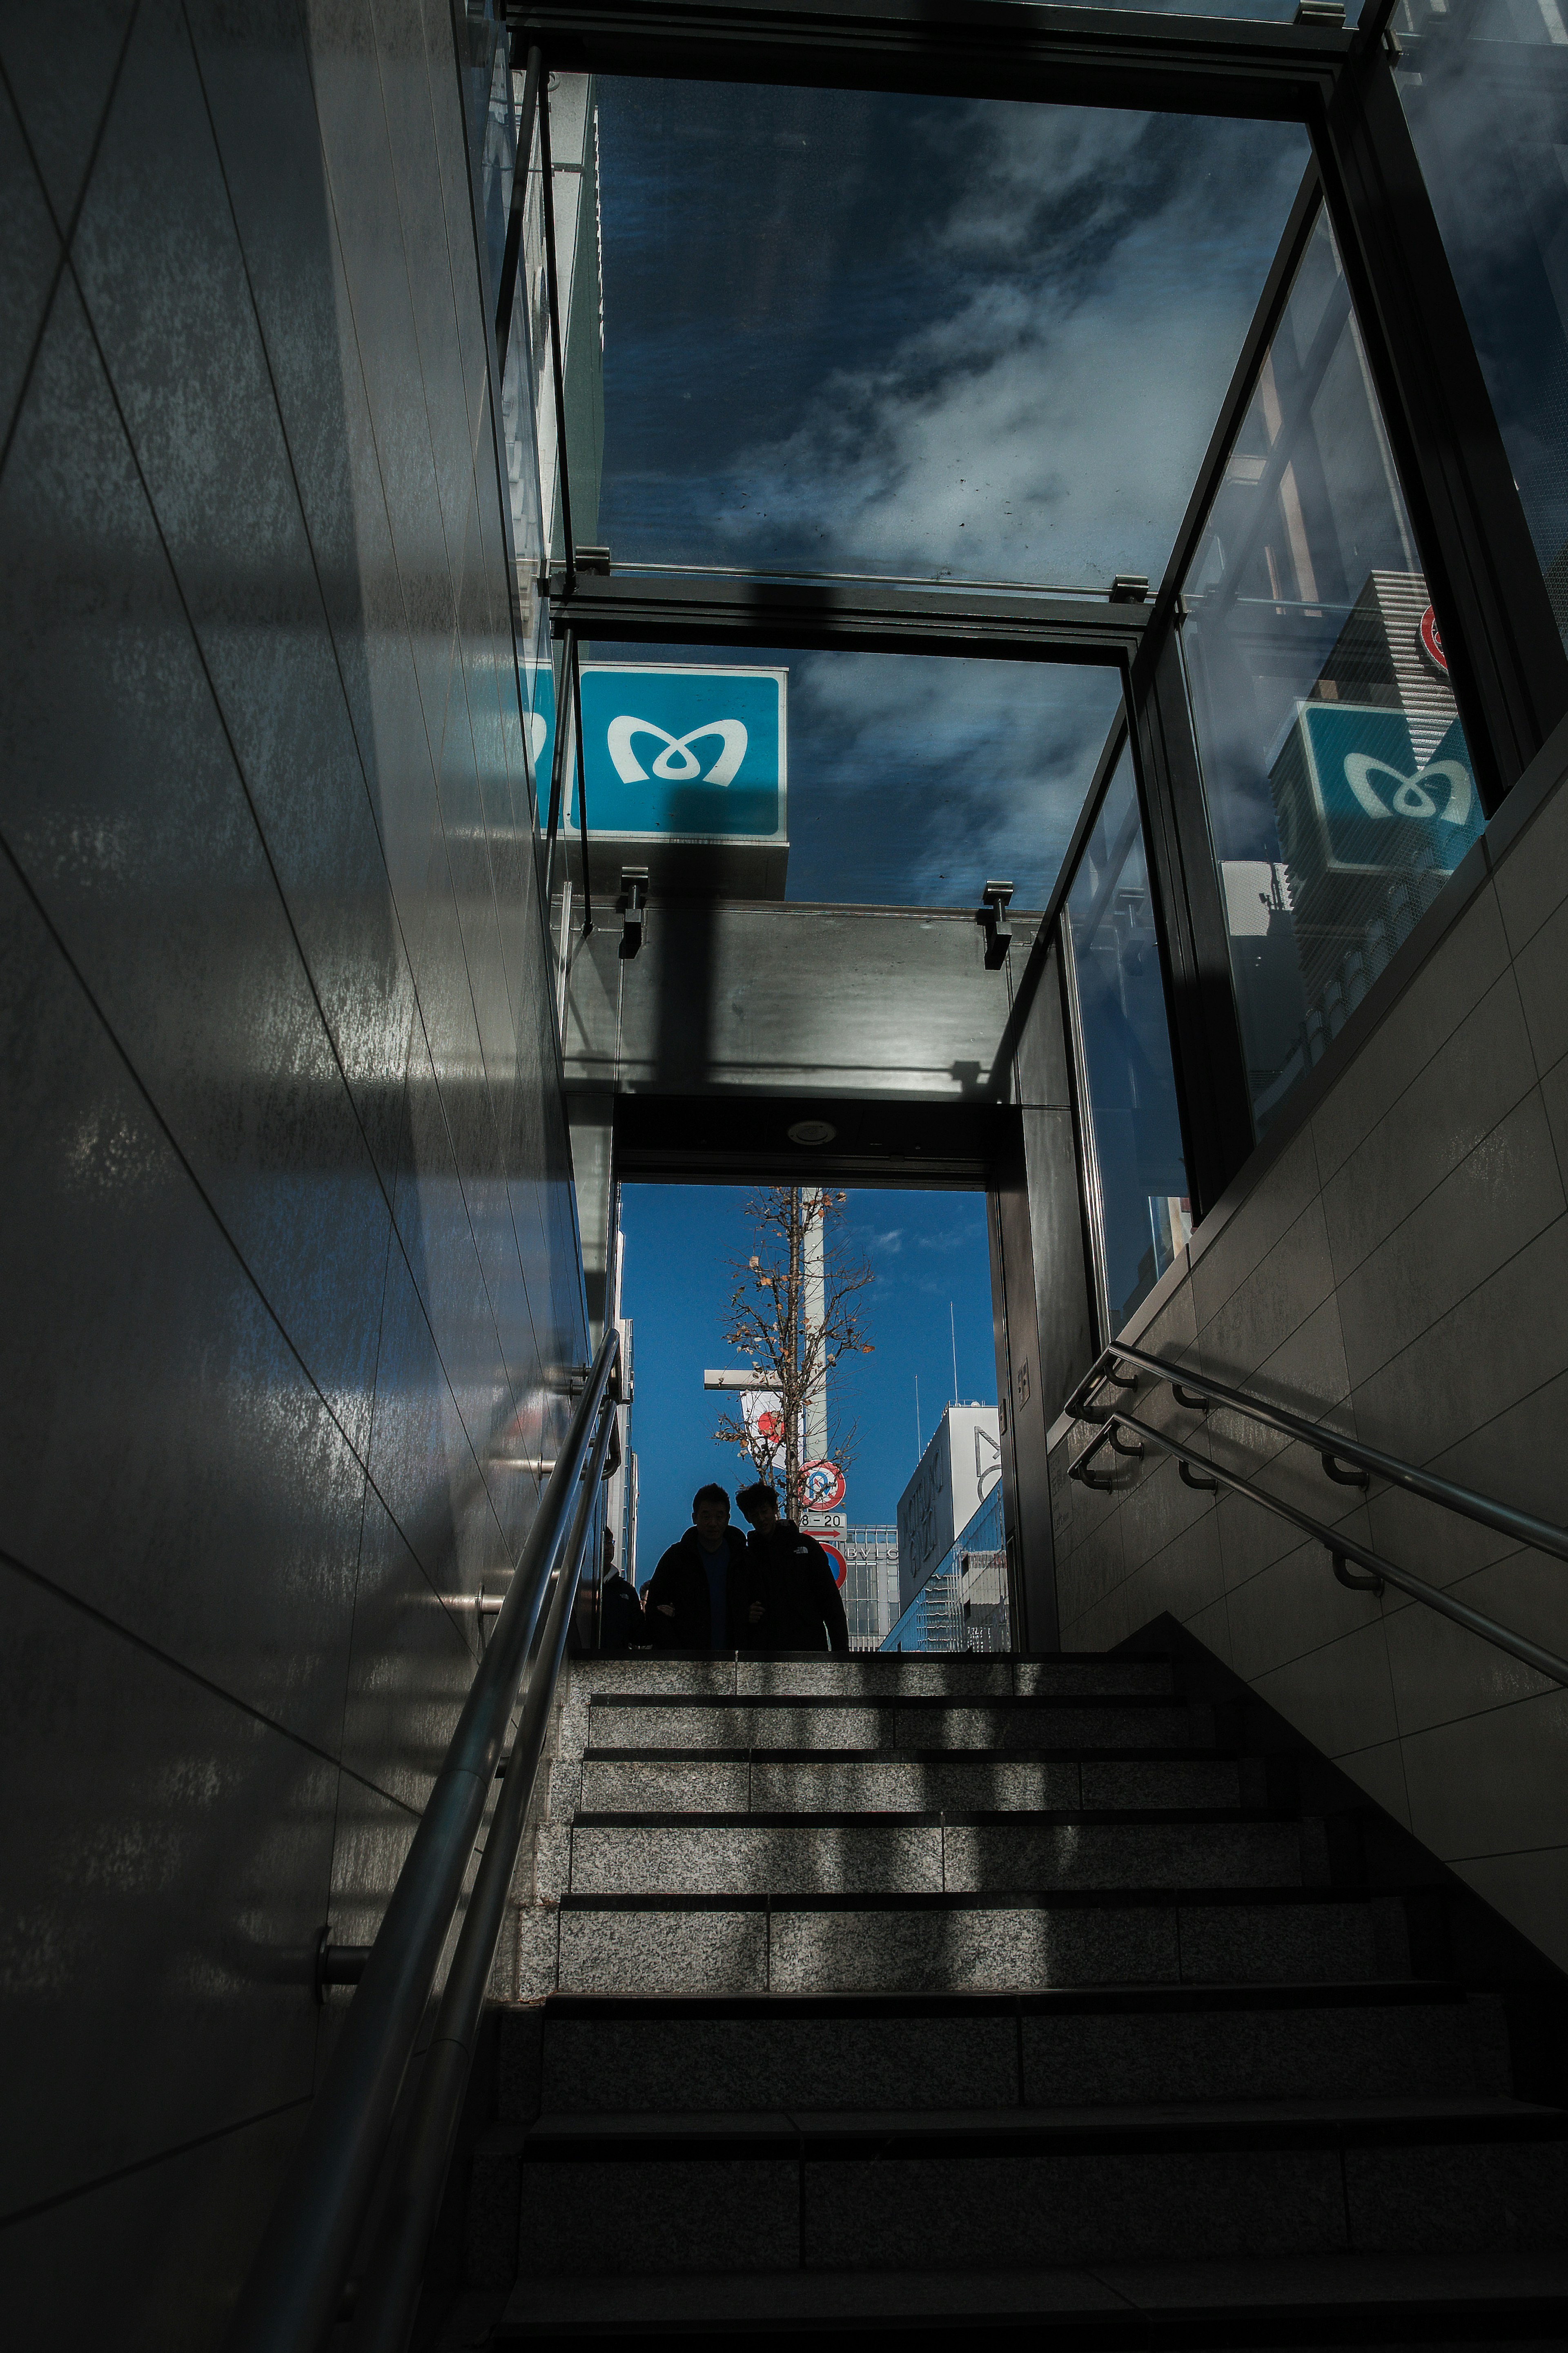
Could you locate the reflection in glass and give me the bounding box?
[1180,207,1480,1138]
[594,82,1310,585]
[1395,2,1568,648]
[567,640,1123,909]
[1066,748,1190,1335]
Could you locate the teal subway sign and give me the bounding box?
[1279,701,1482,875]
[532,662,787,842]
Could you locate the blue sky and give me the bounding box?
[585,83,1310,915]
[618,1183,995,1578]
[595,82,1311,585]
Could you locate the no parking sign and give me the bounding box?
[820,1541,848,1589]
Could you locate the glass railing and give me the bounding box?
[880,1484,1008,1654]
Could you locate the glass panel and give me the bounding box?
[595,82,1311,585]
[880,1485,1008,1656]
[1066,746,1191,1334]
[1394,1,1568,649]
[1180,205,1481,1137]
[559,640,1123,909]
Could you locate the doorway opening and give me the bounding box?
[612,1180,1004,1652]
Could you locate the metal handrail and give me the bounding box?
[350,1385,617,2353]
[225,1324,620,2353]
[1065,1343,1568,1688]
[1070,1343,1568,1565]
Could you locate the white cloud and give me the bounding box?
[706,107,1311,588]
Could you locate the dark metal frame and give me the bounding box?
[549,567,1147,664]
[514,0,1568,1221]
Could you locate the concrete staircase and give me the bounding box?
[443,1653,1568,2346]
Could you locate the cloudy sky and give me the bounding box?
[589,81,1310,909]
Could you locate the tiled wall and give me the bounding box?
[1049,742,1568,1973]
[0,4,584,2342]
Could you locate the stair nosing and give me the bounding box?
[530,1979,1472,2020]
[569,1808,1296,1831]
[508,2097,1568,2163]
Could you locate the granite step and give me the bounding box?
[584,1693,1214,1755]
[576,1749,1251,1815]
[496,1985,1511,2120]
[562,1810,1312,1898]
[566,1655,1175,1700]
[530,1886,1410,1998]
[475,2099,1568,2282]
[485,2249,1568,2347]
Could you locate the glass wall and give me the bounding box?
[550,638,1123,910]
[1180,205,1481,1138]
[1065,746,1190,1335]
[1395,1,1568,650]
[592,79,1310,587]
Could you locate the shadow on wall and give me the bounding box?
[0,3,583,2343]
[1048,747,1568,1974]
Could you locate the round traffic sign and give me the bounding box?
[820,1540,848,1588]
[801,1460,846,1509]
[1419,605,1448,674]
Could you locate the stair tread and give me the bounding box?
[495,2248,1568,2334]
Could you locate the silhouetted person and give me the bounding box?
[644,1483,763,1653]
[735,1481,850,1653]
[597,1529,644,1653]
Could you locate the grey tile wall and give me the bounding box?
[0,4,584,2343]
[1049,755,1568,1975]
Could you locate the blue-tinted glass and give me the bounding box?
[594,83,1311,586]
[1181,207,1480,1136]
[1067,749,1190,1333]
[1395,1,1568,650]
[567,640,1123,908]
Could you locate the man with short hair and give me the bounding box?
[735,1481,851,1653]
[643,1483,761,1653]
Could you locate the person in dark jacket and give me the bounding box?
[735,1481,851,1653]
[643,1483,761,1653]
[597,1531,646,1653]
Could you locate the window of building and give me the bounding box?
[1180,202,1480,1138]
[1063,742,1190,1335]
[1394,0,1568,650]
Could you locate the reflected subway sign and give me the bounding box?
[1276,701,1483,877]
[539,662,786,843]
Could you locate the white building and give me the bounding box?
[895,1404,1002,1614]
[844,1527,900,1651]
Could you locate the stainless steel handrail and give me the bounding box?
[350,1386,618,2353]
[225,1323,620,2353]
[1065,1343,1568,1688]
[1069,1340,1568,1566]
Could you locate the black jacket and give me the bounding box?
[643,1526,755,1653]
[597,1572,645,1653]
[747,1520,851,1653]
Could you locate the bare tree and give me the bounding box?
[714,1187,875,1518]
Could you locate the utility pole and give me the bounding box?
[803,1188,827,1467]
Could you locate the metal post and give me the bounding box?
[571,628,594,933]
[493,42,541,371]
[537,71,577,592]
